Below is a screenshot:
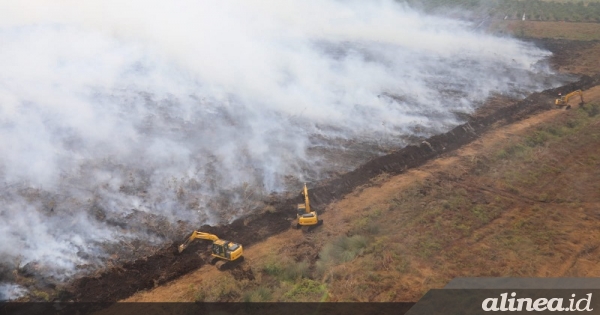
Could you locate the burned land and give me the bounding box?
[33,39,598,303]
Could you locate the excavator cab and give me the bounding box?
[298,213,319,226]
[211,239,243,262]
[297,202,314,219]
[297,203,306,217]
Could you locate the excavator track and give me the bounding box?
[215,260,228,270]
[215,256,245,271]
[209,256,220,265]
[299,220,324,233]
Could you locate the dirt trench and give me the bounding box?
[62,72,600,303]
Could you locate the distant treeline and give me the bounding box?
[400,0,600,22]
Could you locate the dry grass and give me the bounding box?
[319,101,600,301]
[491,20,600,40]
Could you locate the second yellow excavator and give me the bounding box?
[295,183,323,231]
[555,90,584,108]
[178,231,243,270]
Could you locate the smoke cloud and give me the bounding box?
[0,0,561,291]
[0,283,27,301]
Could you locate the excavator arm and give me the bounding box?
[301,183,311,214]
[556,90,584,106]
[296,183,312,216]
[567,90,584,104]
[178,231,220,253]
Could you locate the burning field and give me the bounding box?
[0,0,579,301]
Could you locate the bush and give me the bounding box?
[283,261,310,281]
[352,216,380,235]
[495,143,527,160]
[262,257,310,282]
[243,286,272,302]
[525,130,550,147]
[582,103,600,117]
[283,279,328,302]
[262,260,282,276]
[546,126,568,137]
[316,235,367,275]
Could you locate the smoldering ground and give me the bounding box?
[0,0,565,297]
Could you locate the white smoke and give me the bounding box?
[0,0,559,288]
[0,283,27,301]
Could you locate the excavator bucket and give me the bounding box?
[178,240,191,253]
[177,231,219,253]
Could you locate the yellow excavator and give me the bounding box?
[178,231,243,270]
[295,183,323,231]
[555,90,584,108]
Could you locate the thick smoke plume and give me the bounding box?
[0,0,561,294]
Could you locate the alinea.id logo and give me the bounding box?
[482,292,593,312]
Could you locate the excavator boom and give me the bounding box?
[178,231,220,253]
[555,90,583,106]
[302,183,311,213]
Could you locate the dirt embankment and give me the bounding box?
[62,72,600,303]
